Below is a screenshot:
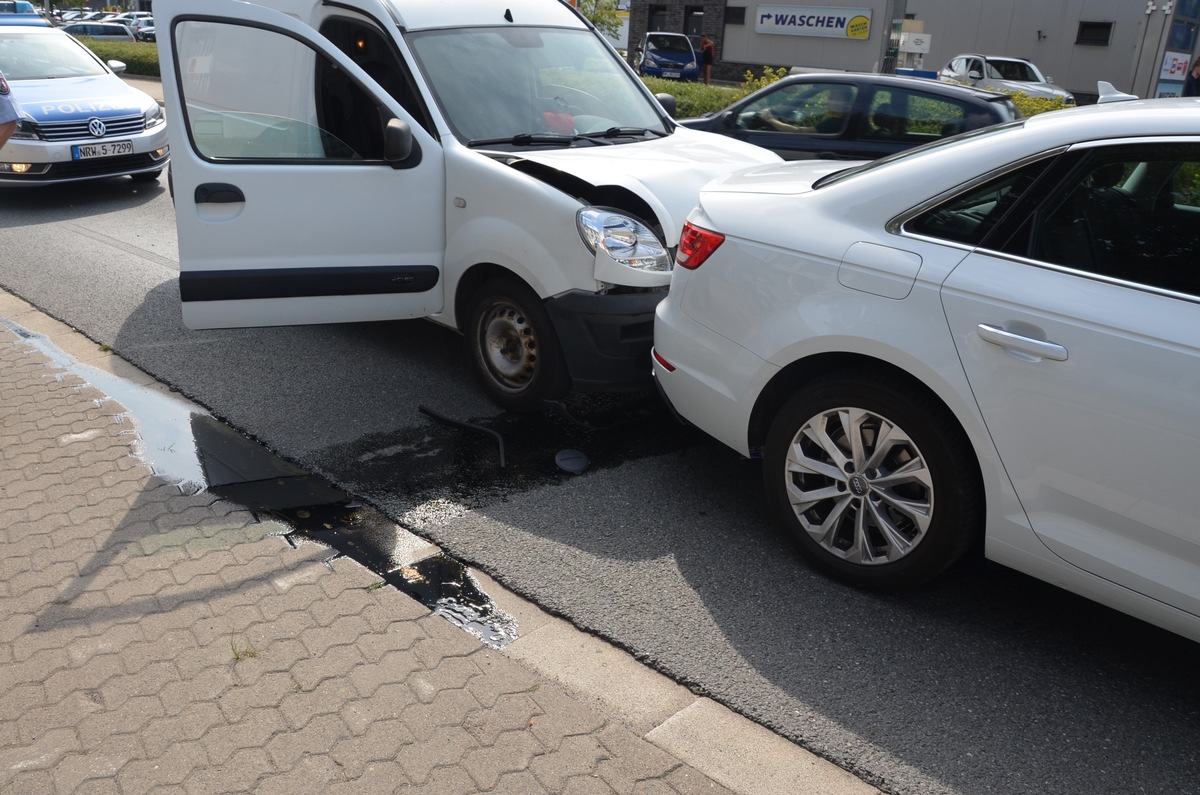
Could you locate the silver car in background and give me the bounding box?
[940,53,1075,105]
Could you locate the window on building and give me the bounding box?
[1076,21,1113,46]
[684,5,703,36]
[725,6,745,25]
[648,5,667,31]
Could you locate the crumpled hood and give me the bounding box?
[14,76,155,122]
[508,127,780,244]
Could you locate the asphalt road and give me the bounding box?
[2,175,1199,795]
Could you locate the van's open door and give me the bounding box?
[155,0,445,329]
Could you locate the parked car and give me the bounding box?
[679,72,1020,160]
[635,31,700,81]
[0,25,169,183]
[106,11,152,22]
[131,17,154,41]
[940,54,1075,105]
[60,21,136,40]
[653,94,1200,644]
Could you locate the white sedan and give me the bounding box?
[653,96,1200,643]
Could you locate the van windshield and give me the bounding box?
[408,26,668,147]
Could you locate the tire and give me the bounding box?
[465,278,570,413]
[763,370,983,588]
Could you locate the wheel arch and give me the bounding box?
[454,262,529,333]
[748,351,984,488]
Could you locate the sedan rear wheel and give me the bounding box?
[763,370,982,588]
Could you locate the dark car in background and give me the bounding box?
[635,32,700,81]
[678,72,1020,160]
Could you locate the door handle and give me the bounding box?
[194,183,244,204]
[977,323,1068,362]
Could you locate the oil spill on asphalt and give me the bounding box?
[4,320,518,647]
[326,391,698,512]
[271,501,518,648]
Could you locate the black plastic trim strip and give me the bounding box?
[179,265,440,302]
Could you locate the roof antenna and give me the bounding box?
[504,8,513,21]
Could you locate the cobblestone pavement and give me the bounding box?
[0,291,878,795]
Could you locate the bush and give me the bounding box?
[1007,91,1071,117]
[79,38,160,77]
[641,66,786,118]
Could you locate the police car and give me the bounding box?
[0,24,169,185]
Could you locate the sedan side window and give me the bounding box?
[1018,144,1200,296]
[867,90,993,143]
[906,161,1047,246]
[737,82,856,136]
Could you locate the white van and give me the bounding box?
[154,0,779,411]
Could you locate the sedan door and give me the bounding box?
[938,142,1200,617]
[156,0,445,330]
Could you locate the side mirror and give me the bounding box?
[383,118,420,169]
[655,92,677,118]
[107,59,127,74]
[721,109,737,128]
[967,70,982,80]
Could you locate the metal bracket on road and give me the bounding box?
[418,405,507,468]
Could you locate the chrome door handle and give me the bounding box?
[977,323,1068,362]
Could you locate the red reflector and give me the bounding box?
[652,348,675,372]
[676,221,725,270]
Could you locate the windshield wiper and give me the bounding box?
[468,133,593,147]
[581,127,667,140]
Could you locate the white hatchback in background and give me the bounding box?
[0,25,169,184]
[653,97,1200,643]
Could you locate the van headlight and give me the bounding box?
[576,207,670,272]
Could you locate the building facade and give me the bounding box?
[626,0,1200,103]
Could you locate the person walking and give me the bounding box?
[1184,61,1200,97]
[0,68,19,150]
[700,34,715,85]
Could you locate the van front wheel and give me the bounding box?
[466,278,570,413]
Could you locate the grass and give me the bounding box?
[230,633,261,662]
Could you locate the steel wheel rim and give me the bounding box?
[783,406,933,565]
[477,301,538,393]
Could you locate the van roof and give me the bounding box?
[384,0,586,33]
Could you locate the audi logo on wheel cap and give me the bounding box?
[87,118,107,138]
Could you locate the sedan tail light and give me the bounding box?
[676,221,724,270]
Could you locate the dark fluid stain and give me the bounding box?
[330,390,699,508]
[188,412,518,647]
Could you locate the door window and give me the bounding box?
[1013,143,1200,297]
[737,82,856,136]
[174,20,385,161]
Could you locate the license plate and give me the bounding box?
[72,140,134,160]
[663,71,680,78]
